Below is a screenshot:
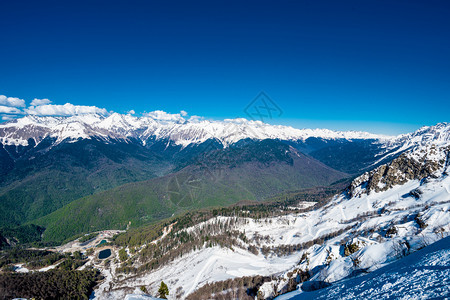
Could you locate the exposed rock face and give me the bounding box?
[347,144,449,197]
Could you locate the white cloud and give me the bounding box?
[26,103,109,116]
[0,95,26,107]
[30,98,52,106]
[1,115,15,121]
[0,94,196,124]
[0,105,23,114]
[188,115,204,122]
[143,110,186,122]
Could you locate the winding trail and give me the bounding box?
[186,255,219,296]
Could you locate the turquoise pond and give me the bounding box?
[96,239,107,247]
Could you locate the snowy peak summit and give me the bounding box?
[0,113,393,147]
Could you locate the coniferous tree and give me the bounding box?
[158,281,169,299]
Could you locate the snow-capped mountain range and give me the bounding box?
[2,113,450,299]
[1,114,449,160]
[0,113,393,148]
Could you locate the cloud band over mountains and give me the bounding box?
[0,94,191,123]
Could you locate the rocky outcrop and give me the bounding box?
[347,145,449,198]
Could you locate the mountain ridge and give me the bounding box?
[0,113,393,148]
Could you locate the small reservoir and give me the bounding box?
[98,249,111,259]
[96,239,107,247]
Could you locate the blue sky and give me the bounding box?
[0,0,449,134]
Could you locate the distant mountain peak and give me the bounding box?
[0,113,394,148]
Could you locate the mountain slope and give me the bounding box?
[0,138,172,227]
[280,236,450,300]
[33,140,348,243]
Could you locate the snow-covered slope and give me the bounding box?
[372,122,450,165]
[278,236,450,300]
[86,130,450,299]
[0,113,392,148]
[276,237,450,300]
